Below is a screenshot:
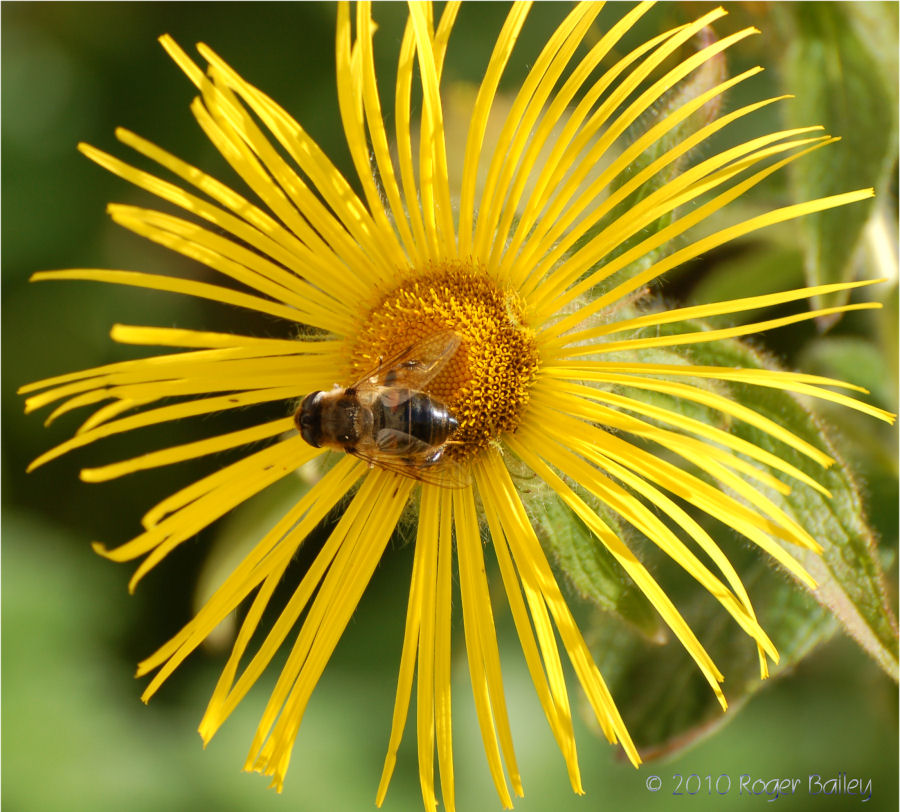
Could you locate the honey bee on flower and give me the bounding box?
[294,330,465,484]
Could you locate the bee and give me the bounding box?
[295,331,465,486]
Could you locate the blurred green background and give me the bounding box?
[3,3,897,811]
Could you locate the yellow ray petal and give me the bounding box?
[29,268,306,326]
[106,204,351,332]
[542,363,895,464]
[535,412,823,596]
[414,483,442,812]
[375,486,439,809]
[31,337,336,409]
[563,278,886,345]
[550,384,793,496]
[490,2,657,276]
[121,442,315,592]
[546,361,894,426]
[505,25,691,287]
[529,396,822,554]
[171,35,403,279]
[201,463,377,731]
[33,353,329,429]
[454,483,522,803]
[376,485,439,807]
[576,444,775,674]
[510,9,739,288]
[208,461,391,735]
[80,416,295,482]
[433,486,456,812]
[524,410,780,658]
[246,470,416,791]
[480,3,605,271]
[19,329,340,400]
[539,367,832,467]
[520,23,757,287]
[559,300,880,358]
[108,324,333,352]
[79,139,366,313]
[545,359,871,393]
[27,386,302,473]
[408,2,456,256]
[142,456,363,703]
[547,378,828,495]
[185,90,381,290]
[474,454,583,793]
[531,133,833,313]
[457,1,532,256]
[394,14,431,258]
[93,436,316,594]
[472,2,602,261]
[545,183,873,339]
[171,53,377,283]
[335,4,409,267]
[110,127,367,301]
[75,397,153,434]
[507,431,727,710]
[241,469,383,760]
[352,3,419,264]
[481,444,640,761]
[513,91,790,297]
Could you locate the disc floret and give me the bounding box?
[352,261,540,458]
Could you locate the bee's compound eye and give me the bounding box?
[296,391,324,447]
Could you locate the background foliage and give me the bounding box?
[3,3,897,811]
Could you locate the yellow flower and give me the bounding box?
[19,2,894,810]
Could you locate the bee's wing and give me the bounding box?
[373,427,432,455]
[355,330,461,392]
[352,454,470,489]
[350,429,469,489]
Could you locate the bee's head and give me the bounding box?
[295,391,324,447]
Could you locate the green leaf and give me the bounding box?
[777,3,898,326]
[581,333,896,756]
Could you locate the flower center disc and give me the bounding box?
[352,262,539,460]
